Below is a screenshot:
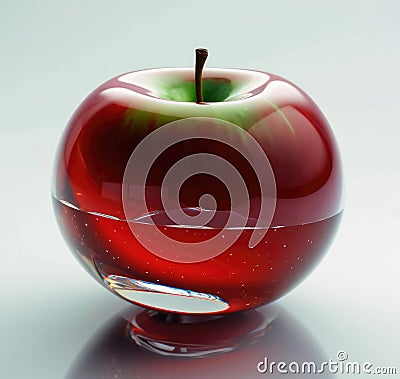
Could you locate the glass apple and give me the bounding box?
[52,50,343,314]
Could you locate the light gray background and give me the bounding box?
[1,1,399,378]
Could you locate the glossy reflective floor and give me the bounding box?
[67,305,334,379]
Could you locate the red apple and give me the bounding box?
[52,49,343,314]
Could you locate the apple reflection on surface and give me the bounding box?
[67,305,334,379]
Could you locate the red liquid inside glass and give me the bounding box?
[53,197,342,313]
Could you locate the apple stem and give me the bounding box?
[195,48,208,103]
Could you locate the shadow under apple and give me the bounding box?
[66,304,334,378]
